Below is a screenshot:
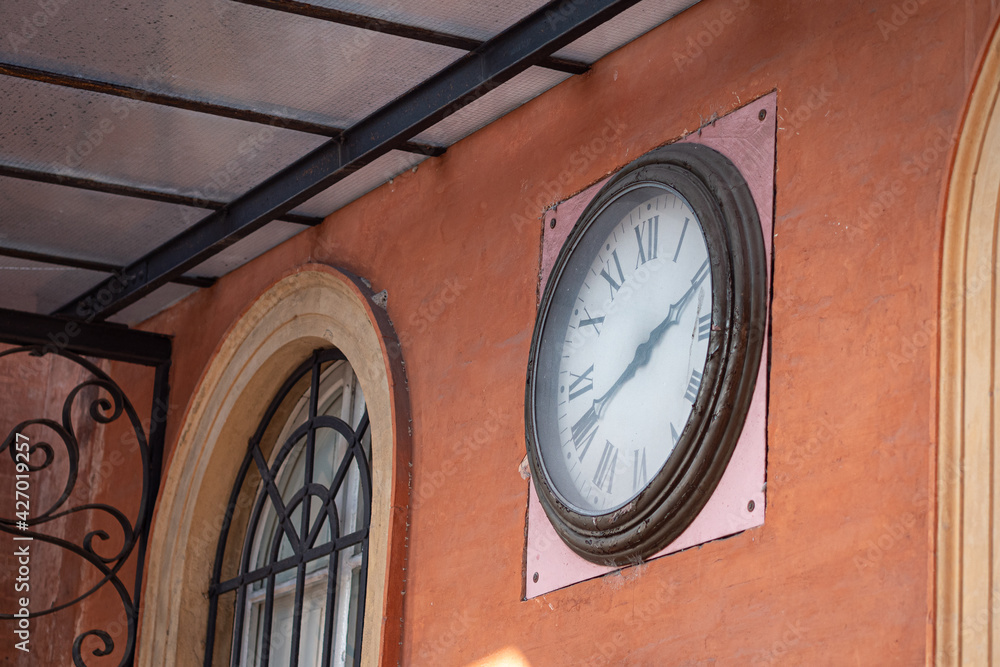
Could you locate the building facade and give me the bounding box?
[4,0,1000,664]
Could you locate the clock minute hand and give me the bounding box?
[593,259,710,418]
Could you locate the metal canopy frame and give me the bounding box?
[0,307,171,366]
[55,0,643,320]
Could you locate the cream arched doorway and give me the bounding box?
[939,19,1000,666]
[138,267,411,666]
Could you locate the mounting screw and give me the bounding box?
[549,217,557,229]
[747,500,756,512]
[532,572,539,583]
[758,109,767,121]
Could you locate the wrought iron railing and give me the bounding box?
[0,345,168,666]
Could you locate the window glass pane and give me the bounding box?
[345,567,362,666]
[249,579,327,666]
[235,357,369,667]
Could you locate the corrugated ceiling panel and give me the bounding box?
[292,150,428,217]
[0,257,106,313]
[0,0,464,129]
[555,0,701,62]
[192,222,307,278]
[106,283,199,326]
[411,67,571,147]
[0,76,326,201]
[0,177,206,265]
[305,0,550,41]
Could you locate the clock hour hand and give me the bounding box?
[593,259,710,418]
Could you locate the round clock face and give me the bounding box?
[525,143,767,565]
[537,186,712,515]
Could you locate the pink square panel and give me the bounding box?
[525,92,776,598]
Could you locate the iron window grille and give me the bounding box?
[206,348,371,666]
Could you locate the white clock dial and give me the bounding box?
[535,186,712,514]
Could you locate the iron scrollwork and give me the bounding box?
[0,345,162,667]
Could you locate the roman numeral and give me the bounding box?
[691,258,710,287]
[568,365,595,401]
[593,441,618,493]
[672,217,690,263]
[634,215,660,268]
[684,368,703,403]
[670,422,681,445]
[599,249,625,299]
[698,313,711,341]
[579,308,604,334]
[571,406,599,460]
[633,448,648,492]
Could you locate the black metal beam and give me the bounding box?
[0,307,171,366]
[133,358,169,648]
[0,245,215,289]
[0,163,324,227]
[234,0,590,76]
[56,0,641,320]
[0,61,445,158]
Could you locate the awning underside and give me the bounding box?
[0,0,699,325]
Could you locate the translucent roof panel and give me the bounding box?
[107,283,199,327]
[0,0,703,323]
[412,67,571,147]
[555,0,701,62]
[0,0,465,129]
[192,223,307,279]
[305,0,551,42]
[0,76,326,200]
[0,177,206,265]
[0,257,106,314]
[293,151,428,218]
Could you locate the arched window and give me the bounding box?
[206,348,372,666]
[140,269,410,667]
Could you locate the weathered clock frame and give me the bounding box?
[524,142,768,566]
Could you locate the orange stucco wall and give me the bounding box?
[18,0,997,664]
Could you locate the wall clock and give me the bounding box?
[525,142,767,566]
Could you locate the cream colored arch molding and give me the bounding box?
[139,266,410,667]
[939,20,1000,666]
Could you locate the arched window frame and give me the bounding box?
[138,268,411,667]
[939,16,1000,666]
